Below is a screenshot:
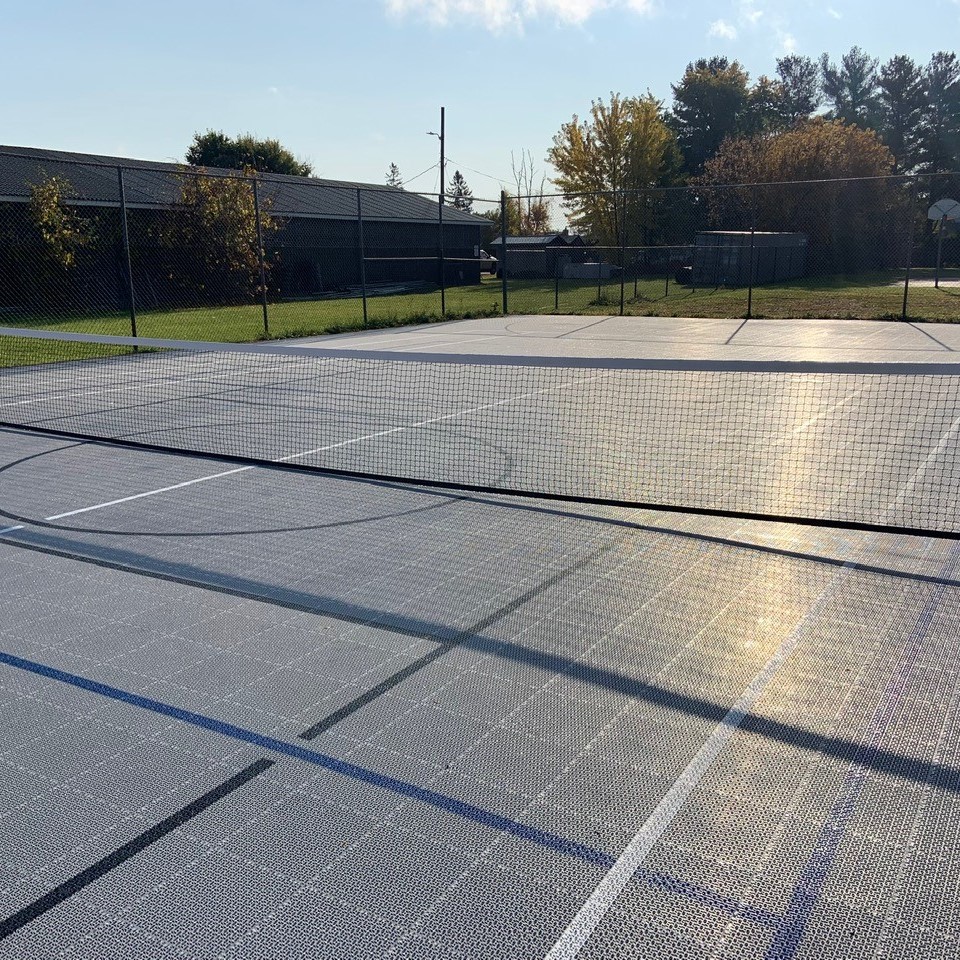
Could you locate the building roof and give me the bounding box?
[0,145,485,227]
[488,233,580,247]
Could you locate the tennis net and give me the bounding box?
[2,326,960,538]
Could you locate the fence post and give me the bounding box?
[116,166,137,339]
[500,190,508,315]
[252,178,269,337]
[902,192,916,320]
[619,190,626,316]
[438,185,446,316]
[356,188,368,327]
[746,186,757,320]
[935,214,946,289]
[555,263,560,312]
[665,247,670,298]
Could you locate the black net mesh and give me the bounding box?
[3,328,960,537]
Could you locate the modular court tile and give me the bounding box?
[0,317,958,958]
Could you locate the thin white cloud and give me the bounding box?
[708,19,738,40]
[384,0,654,32]
[827,6,842,18]
[779,30,797,53]
[739,0,763,25]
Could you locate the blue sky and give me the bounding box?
[2,0,957,208]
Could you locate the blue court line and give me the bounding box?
[0,648,610,868]
[1,646,789,930]
[637,869,780,927]
[764,544,959,959]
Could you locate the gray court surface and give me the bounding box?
[1,316,959,959]
[308,314,960,360]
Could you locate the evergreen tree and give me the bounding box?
[385,162,403,189]
[448,170,474,212]
[919,52,960,173]
[878,55,926,172]
[776,55,822,123]
[670,57,751,172]
[743,76,791,136]
[820,47,881,128]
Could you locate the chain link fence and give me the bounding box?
[1,150,958,343]
[500,173,960,323]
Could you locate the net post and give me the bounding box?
[116,166,138,340]
[356,188,368,327]
[252,178,269,337]
[500,190,508,315]
[746,185,757,320]
[619,190,626,316]
[902,182,916,320]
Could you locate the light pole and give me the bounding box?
[427,107,446,314]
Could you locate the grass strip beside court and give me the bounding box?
[1,271,958,366]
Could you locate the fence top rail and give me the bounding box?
[512,170,959,202]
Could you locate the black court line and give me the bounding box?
[3,528,959,938]
[0,759,274,940]
[0,533,606,939]
[908,322,955,352]
[0,528,607,739]
[724,318,750,344]
[298,545,611,739]
[555,316,617,338]
[4,528,959,792]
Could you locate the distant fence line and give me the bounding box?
[0,150,958,337]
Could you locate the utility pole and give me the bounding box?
[439,107,446,206]
[439,106,445,314]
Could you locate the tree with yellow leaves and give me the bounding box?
[547,94,680,249]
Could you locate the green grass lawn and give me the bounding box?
[2,271,959,367]
[517,270,960,322]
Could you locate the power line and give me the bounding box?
[400,161,440,188]
[445,157,514,187]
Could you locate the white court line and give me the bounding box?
[771,386,866,446]
[44,467,252,521]
[0,374,210,409]
[545,414,960,959]
[387,335,501,353]
[5,372,601,527]
[277,374,601,462]
[544,581,845,959]
[0,351,340,411]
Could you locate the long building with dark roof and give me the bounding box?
[0,145,488,313]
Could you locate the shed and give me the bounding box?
[487,233,589,279]
[693,231,808,287]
